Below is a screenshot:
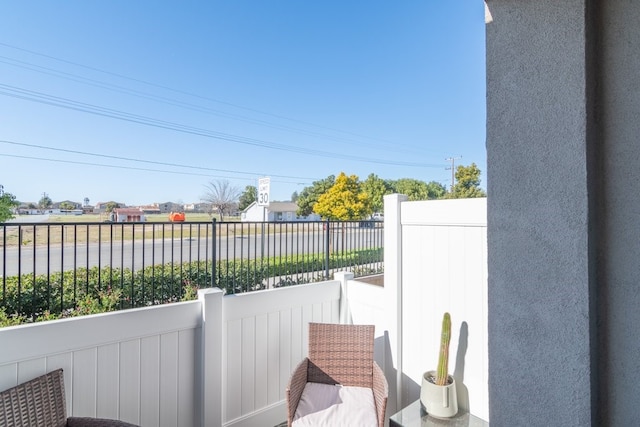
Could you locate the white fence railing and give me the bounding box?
[0,279,346,427]
[0,299,203,426]
[221,280,341,426]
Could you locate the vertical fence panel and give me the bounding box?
[241,317,256,414]
[97,343,119,419]
[159,332,179,427]
[254,313,268,409]
[177,329,196,427]
[120,339,141,424]
[73,348,98,417]
[225,318,242,420]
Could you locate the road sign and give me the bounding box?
[258,177,270,207]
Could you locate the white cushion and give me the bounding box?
[293,382,378,427]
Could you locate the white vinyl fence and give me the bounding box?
[0,280,343,427]
[384,195,489,421]
[0,300,203,426]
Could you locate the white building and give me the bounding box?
[111,208,146,223]
[241,201,321,222]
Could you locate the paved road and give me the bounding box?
[0,228,382,277]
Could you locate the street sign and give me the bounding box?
[258,177,270,207]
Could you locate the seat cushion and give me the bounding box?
[293,382,378,427]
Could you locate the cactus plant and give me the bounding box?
[421,311,457,417]
[435,312,451,386]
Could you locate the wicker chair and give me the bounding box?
[0,368,139,427]
[285,323,388,427]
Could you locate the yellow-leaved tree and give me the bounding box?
[313,172,371,220]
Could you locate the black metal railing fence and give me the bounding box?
[0,220,383,320]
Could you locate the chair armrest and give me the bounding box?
[285,357,309,426]
[372,362,388,427]
[67,417,139,427]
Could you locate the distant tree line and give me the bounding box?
[229,163,486,221]
[1,164,485,224]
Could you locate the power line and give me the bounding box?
[0,55,420,153]
[0,139,317,181]
[0,42,436,155]
[0,153,310,185]
[0,83,446,169]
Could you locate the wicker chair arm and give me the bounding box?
[285,357,309,426]
[372,361,388,427]
[67,417,139,427]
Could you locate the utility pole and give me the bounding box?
[445,156,462,191]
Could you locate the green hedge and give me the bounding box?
[0,247,382,326]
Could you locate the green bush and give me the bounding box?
[0,247,382,325]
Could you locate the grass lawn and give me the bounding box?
[1,214,317,247]
[45,213,233,223]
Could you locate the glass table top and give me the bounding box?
[389,399,489,427]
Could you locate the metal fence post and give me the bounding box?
[211,218,217,289]
[325,219,330,279]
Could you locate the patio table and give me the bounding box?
[389,399,488,427]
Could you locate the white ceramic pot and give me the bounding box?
[420,370,458,418]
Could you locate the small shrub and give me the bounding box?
[0,307,25,327]
[0,246,382,325]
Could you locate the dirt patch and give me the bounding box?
[356,274,384,287]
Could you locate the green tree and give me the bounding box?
[389,178,447,201]
[59,201,75,210]
[313,172,371,220]
[291,190,299,202]
[105,201,120,213]
[238,185,257,211]
[38,193,52,211]
[362,174,393,213]
[201,179,241,221]
[425,181,448,199]
[391,178,429,201]
[0,189,19,223]
[296,175,335,217]
[445,163,486,199]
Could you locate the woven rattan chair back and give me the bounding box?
[0,368,67,427]
[307,322,374,388]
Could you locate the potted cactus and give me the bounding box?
[420,312,458,418]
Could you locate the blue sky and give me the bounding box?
[0,1,486,206]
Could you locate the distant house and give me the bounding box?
[184,203,211,213]
[52,200,82,210]
[139,204,161,215]
[241,201,320,222]
[157,202,182,213]
[52,200,83,215]
[16,204,40,215]
[94,202,127,213]
[111,208,145,223]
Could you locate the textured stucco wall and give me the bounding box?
[598,1,640,425]
[487,0,640,425]
[486,1,594,425]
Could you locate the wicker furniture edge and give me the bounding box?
[0,368,139,427]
